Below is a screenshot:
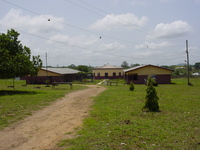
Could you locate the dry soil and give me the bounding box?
[0,85,106,150]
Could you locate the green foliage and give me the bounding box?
[194,62,200,69]
[58,78,200,150]
[121,61,129,68]
[0,29,42,79]
[143,76,159,112]
[129,81,134,91]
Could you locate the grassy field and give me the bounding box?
[58,78,200,150]
[0,79,87,130]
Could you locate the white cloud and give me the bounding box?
[151,20,192,38]
[89,13,148,30]
[100,42,126,51]
[0,9,64,34]
[48,34,99,47]
[135,42,172,49]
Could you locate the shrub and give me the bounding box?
[129,81,135,91]
[143,76,160,112]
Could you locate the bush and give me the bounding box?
[129,81,135,91]
[143,76,160,112]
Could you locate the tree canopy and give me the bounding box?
[0,29,42,79]
[194,62,200,70]
[121,61,129,68]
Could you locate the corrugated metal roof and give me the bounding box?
[41,68,80,74]
[93,65,123,69]
[123,64,173,72]
[123,65,146,72]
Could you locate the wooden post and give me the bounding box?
[186,40,190,85]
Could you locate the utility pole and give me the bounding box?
[46,53,48,78]
[186,40,190,85]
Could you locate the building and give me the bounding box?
[21,67,80,84]
[124,64,173,84]
[92,65,124,79]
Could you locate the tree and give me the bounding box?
[130,63,140,68]
[142,76,160,112]
[121,61,129,68]
[0,29,42,79]
[76,65,90,73]
[129,81,134,91]
[194,62,200,70]
[68,64,76,69]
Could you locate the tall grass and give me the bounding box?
[59,78,200,150]
[0,79,87,129]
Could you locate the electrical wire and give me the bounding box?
[0,24,184,62]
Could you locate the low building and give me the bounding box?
[21,67,80,84]
[124,64,173,84]
[92,65,124,79]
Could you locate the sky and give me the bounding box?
[0,0,200,67]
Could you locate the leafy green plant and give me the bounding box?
[129,81,134,91]
[143,76,160,112]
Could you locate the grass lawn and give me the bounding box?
[58,78,200,150]
[0,79,87,130]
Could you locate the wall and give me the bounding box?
[126,66,171,75]
[93,68,124,79]
[125,66,173,84]
[37,69,61,76]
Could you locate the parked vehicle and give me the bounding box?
[144,75,158,86]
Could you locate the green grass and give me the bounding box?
[58,78,200,150]
[0,79,87,130]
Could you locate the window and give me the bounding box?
[128,74,138,80]
[105,73,108,78]
[113,72,116,76]
[97,73,100,76]
[119,72,121,76]
[133,74,138,80]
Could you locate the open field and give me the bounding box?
[0,78,200,149]
[58,78,200,150]
[0,79,87,130]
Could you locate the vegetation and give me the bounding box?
[0,29,42,80]
[0,79,87,129]
[143,76,159,112]
[129,81,134,91]
[58,78,200,150]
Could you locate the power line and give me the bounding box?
[0,24,183,62]
[1,0,183,49]
[65,0,160,38]
[0,0,143,45]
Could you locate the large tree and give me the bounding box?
[194,62,200,70]
[121,61,129,68]
[0,29,42,79]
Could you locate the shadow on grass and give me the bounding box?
[0,90,39,96]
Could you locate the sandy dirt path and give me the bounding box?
[0,85,106,150]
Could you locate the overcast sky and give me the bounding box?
[0,0,199,67]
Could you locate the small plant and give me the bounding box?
[143,76,160,112]
[129,81,135,91]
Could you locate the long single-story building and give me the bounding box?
[92,64,124,79]
[124,64,174,84]
[21,67,80,84]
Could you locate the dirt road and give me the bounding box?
[0,85,106,150]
